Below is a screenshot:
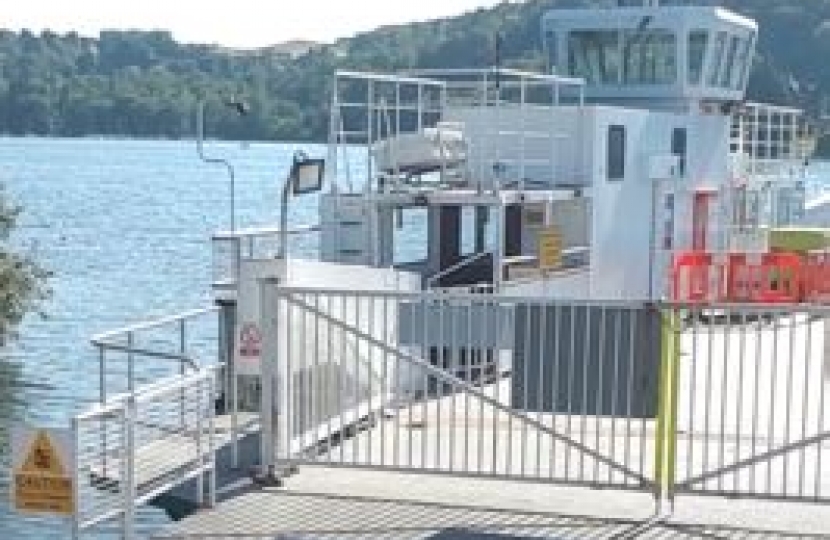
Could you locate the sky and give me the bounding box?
[1,0,508,48]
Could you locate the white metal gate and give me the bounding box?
[667,304,830,503]
[259,287,662,494]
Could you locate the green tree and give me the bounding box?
[0,188,50,342]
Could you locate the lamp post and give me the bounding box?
[196,98,249,235]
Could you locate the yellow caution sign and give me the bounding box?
[538,226,563,271]
[12,427,75,516]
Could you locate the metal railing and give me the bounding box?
[260,286,661,492]
[255,284,830,519]
[73,367,217,538]
[731,102,815,178]
[666,303,830,503]
[76,307,226,538]
[330,69,586,194]
[74,284,830,539]
[426,250,492,289]
[91,306,220,400]
[211,224,320,290]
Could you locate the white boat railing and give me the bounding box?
[330,68,586,195]
[731,102,815,179]
[211,224,321,290]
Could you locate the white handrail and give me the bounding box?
[426,250,492,288]
[212,223,320,241]
[92,306,217,345]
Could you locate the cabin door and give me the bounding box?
[692,190,716,251]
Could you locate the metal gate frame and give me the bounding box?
[259,285,830,520]
[259,285,678,510]
[662,303,830,505]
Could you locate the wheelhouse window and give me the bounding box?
[687,30,708,85]
[544,30,558,73]
[721,35,741,88]
[568,30,621,84]
[708,32,727,87]
[734,35,754,90]
[622,30,677,84]
[607,125,626,181]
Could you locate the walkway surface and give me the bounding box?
[155,465,830,539]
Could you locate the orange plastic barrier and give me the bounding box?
[725,253,749,301]
[672,250,806,304]
[671,251,721,303]
[804,252,830,302]
[757,252,803,303]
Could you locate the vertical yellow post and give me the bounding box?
[654,317,667,496]
[666,309,681,497]
[654,307,681,503]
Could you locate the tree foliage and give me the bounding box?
[0,0,828,144]
[0,188,50,341]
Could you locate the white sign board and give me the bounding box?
[234,259,284,375]
[11,426,75,516]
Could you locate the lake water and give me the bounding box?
[0,137,828,539]
[0,137,332,538]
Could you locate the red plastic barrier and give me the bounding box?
[671,251,720,303]
[756,252,803,304]
[723,252,802,303]
[672,250,806,304]
[725,253,749,301]
[804,252,830,302]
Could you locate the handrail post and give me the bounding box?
[257,276,282,484]
[127,331,134,394]
[218,300,240,468]
[195,375,204,507]
[226,301,240,468]
[71,416,80,540]
[180,319,186,430]
[99,345,108,478]
[123,396,136,540]
[207,373,217,508]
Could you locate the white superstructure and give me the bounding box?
[233,1,805,306]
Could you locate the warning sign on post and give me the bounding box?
[239,322,262,358]
[538,226,563,271]
[11,426,75,516]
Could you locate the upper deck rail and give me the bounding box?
[731,102,816,179]
[329,69,586,195]
[211,224,321,291]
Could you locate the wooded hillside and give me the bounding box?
[0,0,828,142]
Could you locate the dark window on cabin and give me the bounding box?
[544,30,558,74]
[687,30,708,85]
[607,125,626,181]
[672,127,687,177]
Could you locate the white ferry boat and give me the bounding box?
[67,1,830,538]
